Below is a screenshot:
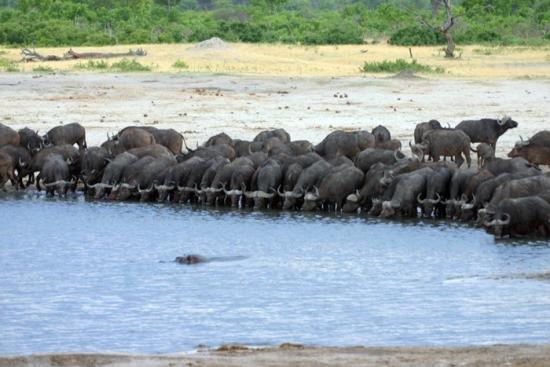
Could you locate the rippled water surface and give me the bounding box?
[1,193,549,354]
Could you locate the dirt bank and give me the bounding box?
[0,73,548,159]
[1,344,549,367]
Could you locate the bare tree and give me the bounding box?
[421,0,457,58]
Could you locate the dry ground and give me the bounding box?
[1,345,550,367]
[0,73,548,159]
[1,42,550,78]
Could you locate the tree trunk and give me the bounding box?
[443,30,455,58]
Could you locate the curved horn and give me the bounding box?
[138,184,153,194]
[244,191,256,198]
[484,219,497,227]
[314,185,320,196]
[393,150,401,162]
[43,180,65,188]
[417,193,426,204]
[498,213,511,226]
[428,192,441,204]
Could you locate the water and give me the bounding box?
[1,193,549,355]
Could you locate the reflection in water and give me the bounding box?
[0,194,549,354]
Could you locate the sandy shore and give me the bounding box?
[1,344,550,367]
[1,73,548,159]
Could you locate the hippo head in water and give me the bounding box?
[175,255,207,265]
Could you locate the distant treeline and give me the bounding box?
[0,0,548,46]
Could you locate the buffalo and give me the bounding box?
[455,116,518,151]
[508,130,550,166]
[315,130,375,160]
[43,123,87,150]
[0,123,20,147]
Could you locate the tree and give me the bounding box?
[420,0,456,57]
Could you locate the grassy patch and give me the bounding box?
[110,58,151,72]
[74,60,109,70]
[172,59,189,70]
[32,65,55,73]
[0,57,19,72]
[362,59,444,73]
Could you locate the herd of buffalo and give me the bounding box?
[1,117,549,239]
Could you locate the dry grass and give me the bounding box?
[1,42,549,78]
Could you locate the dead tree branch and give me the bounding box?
[20,48,147,62]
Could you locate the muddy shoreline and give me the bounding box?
[1,345,550,367]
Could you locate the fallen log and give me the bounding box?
[64,48,147,59]
[20,47,147,62]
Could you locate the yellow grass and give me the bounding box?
[1,42,549,78]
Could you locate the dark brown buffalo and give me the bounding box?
[372,125,391,145]
[0,151,17,189]
[375,139,402,151]
[113,156,156,201]
[134,156,177,202]
[455,116,518,151]
[485,196,550,238]
[140,127,184,155]
[205,132,234,147]
[91,152,138,199]
[414,120,442,145]
[246,159,282,209]
[0,145,32,187]
[471,143,493,167]
[18,128,43,155]
[411,129,471,168]
[156,157,206,202]
[314,130,375,160]
[0,123,20,147]
[116,127,156,152]
[36,155,73,196]
[23,145,80,187]
[508,130,550,166]
[253,129,291,144]
[43,123,87,150]
[126,144,173,159]
[302,164,364,211]
[81,147,111,186]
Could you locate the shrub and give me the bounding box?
[32,65,55,73]
[172,59,189,69]
[110,58,151,72]
[389,25,446,46]
[73,60,109,70]
[0,57,19,72]
[362,59,444,73]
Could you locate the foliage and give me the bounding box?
[110,58,152,72]
[172,59,189,69]
[73,60,109,70]
[0,1,547,46]
[362,59,444,73]
[389,25,446,46]
[32,65,55,73]
[0,56,18,71]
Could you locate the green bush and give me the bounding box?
[362,59,444,73]
[110,58,151,72]
[0,57,19,71]
[172,59,189,69]
[74,60,109,70]
[0,1,547,47]
[389,26,446,46]
[32,65,55,73]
